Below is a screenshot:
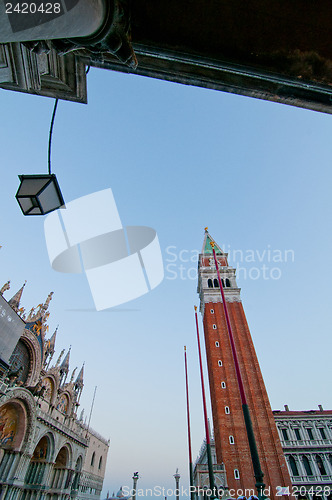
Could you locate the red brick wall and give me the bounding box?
[203,300,291,498]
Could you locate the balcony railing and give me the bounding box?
[195,464,225,472]
[281,438,332,447]
[291,474,332,483]
[36,409,88,446]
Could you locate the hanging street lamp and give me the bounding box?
[16,98,65,216]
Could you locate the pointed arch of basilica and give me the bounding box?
[41,375,57,406]
[71,455,83,494]
[9,328,43,387]
[49,443,74,491]
[24,433,55,488]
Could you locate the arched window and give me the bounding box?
[288,456,299,476]
[0,402,26,451]
[302,456,312,476]
[294,428,301,440]
[229,436,234,444]
[215,341,219,347]
[25,435,51,485]
[221,279,225,288]
[234,469,240,479]
[315,455,326,475]
[91,452,95,467]
[225,406,230,414]
[226,278,231,287]
[51,447,69,489]
[281,429,289,441]
[72,456,82,492]
[210,309,214,314]
[306,428,314,440]
[54,447,68,468]
[208,279,213,288]
[98,456,102,470]
[213,279,219,288]
[218,360,223,367]
[221,382,226,389]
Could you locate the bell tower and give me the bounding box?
[197,229,291,496]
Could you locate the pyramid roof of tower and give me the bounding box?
[202,229,224,255]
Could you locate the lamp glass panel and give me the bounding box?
[29,207,43,215]
[17,177,49,196]
[38,181,63,214]
[18,198,34,213]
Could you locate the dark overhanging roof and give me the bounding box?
[1,0,332,111]
[91,0,332,113]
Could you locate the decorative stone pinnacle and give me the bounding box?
[194,305,197,311]
[0,280,10,295]
[204,227,208,232]
[210,241,215,248]
[55,349,65,367]
[70,367,77,383]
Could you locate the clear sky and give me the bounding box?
[1,66,332,497]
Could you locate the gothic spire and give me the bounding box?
[70,367,77,383]
[27,291,54,322]
[60,347,71,374]
[55,349,65,367]
[45,327,57,358]
[0,280,10,295]
[48,327,57,353]
[75,363,84,388]
[42,291,54,312]
[44,326,58,369]
[8,281,26,311]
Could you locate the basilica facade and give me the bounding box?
[0,282,109,500]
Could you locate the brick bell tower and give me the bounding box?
[197,229,291,497]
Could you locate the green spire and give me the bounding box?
[202,228,224,255]
[204,234,215,254]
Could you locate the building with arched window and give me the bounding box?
[0,282,109,500]
[273,406,332,500]
[195,409,332,500]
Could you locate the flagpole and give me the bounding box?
[210,240,265,498]
[194,306,217,498]
[184,347,195,500]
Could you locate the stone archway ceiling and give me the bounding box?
[32,435,49,460]
[55,447,68,467]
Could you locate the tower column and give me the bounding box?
[197,229,292,499]
[174,469,180,500]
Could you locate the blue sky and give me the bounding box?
[1,67,332,496]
